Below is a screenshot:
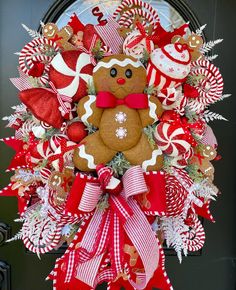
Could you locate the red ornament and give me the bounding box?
[183,83,199,98]
[28,61,45,77]
[66,122,87,143]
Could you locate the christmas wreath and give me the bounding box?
[1,1,228,289]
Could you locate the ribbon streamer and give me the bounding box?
[68,166,160,289]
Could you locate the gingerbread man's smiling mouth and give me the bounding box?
[47,30,56,37]
[189,41,197,48]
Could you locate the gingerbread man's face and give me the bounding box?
[43,23,58,38]
[187,34,203,50]
[202,145,217,160]
[93,55,147,99]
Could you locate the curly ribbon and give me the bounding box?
[65,166,159,289]
[126,21,159,52]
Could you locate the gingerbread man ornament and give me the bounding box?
[191,145,217,180]
[73,54,164,172]
[43,23,75,51]
[172,33,204,61]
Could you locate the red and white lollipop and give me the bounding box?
[147,43,191,91]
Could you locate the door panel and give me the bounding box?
[0,1,235,290]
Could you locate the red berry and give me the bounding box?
[67,122,87,143]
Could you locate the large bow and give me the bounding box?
[96,91,149,109]
[65,166,160,289]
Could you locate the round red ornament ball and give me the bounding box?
[67,122,87,143]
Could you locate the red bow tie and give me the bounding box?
[96,91,149,109]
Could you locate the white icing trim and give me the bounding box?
[78,145,96,169]
[81,95,96,124]
[142,149,162,172]
[93,58,143,73]
[148,95,158,123]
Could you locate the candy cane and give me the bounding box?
[19,38,59,85]
[113,0,160,31]
[182,215,205,252]
[113,0,159,22]
[119,8,155,27]
[190,60,224,106]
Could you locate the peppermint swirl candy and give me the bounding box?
[154,122,192,157]
[19,38,60,85]
[123,30,154,59]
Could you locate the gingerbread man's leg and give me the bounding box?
[123,133,163,172]
[73,131,117,172]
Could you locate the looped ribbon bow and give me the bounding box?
[65,165,160,289]
[78,35,98,66]
[96,91,149,109]
[46,81,72,119]
[126,21,160,52]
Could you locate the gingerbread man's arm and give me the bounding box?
[77,95,103,128]
[139,95,164,127]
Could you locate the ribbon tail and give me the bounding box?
[109,212,124,276]
[124,198,159,289]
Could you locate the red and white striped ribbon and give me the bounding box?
[78,35,97,66]
[10,68,32,91]
[122,165,148,199]
[109,212,124,275]
[124,196,159,289]
[78,183,102,212]
[64,250,76,283]
[95,16,124,54]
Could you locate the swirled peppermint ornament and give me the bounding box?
[29,140,53,166]
[187,60,224,113]
[49,50,94,102]
[171,148,194,169]
[154,122,192,157]
[49,134,68,152]
[19,38,59,85]
[123,30,154,59]
[147,43,191,91]
[182,214,206,252]
[174,94,188,116]
[158,87,183,110]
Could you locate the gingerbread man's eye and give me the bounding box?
[44,28,48,33]
[196,40,200,44]
[110,68,117,78]
[49,25,53,30]
[192,36,196,40]
[125,69,132,78]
